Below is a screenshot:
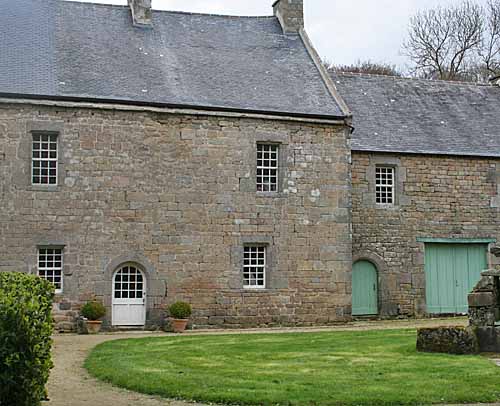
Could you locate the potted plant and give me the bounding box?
[80,300,106,334]
[168,301,192,333]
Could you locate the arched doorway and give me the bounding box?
[112,264,146,326]
[352,260,378,316]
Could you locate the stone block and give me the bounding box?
[468,292,495,307]
[417,327,479,355]
[59,301,72,311]
[473,276,495,292]
[56,321,76,333]
[476,327,500,352]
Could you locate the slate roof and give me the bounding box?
[0,0,345,119]
[332,72,500,158]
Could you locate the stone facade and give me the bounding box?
[352,151,500,317]
[0,101,351,329]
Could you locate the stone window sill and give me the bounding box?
[256,191,286,199]
[28,185,60,192]
[375,204,400,210]
[237,288,275,294]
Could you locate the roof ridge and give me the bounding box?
[334,71,493,88]
[61,0,276,19]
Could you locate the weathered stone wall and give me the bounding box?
[352,152,500,317]
[273,0,304,33]
[0,102,351,329]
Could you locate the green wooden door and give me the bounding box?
[425,243,487,314]
[352,261,378,316]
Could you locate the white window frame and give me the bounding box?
[32,133,58,186]
[256,143,279,193]
[375,166,395,205]
[38,248,63,294]
[243,245,267,289]
[113,265,145,300]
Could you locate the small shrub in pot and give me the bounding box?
[168,301,192,333]
[80,300,106,334]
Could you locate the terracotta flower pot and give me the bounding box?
[85,320,103,334]
[171,318,188,333]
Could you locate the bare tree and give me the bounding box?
[479,0,500,77]
[327,60,402,77]
[404,0,483,81]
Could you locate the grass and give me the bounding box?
[85,329,500,406]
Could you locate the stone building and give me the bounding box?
[0,0,353,329]
[334,72,500,319]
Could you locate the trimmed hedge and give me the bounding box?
[0,272,55,406]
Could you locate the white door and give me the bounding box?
[112,265,146,326]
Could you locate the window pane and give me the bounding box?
[375,166,395,205]
[32,134,58,185]
[113,266,144,300]
[38,248,63,292]
[256,144,279,193]
[243,246,266,289]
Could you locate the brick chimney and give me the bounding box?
[273,0,304,34]
[128,0,152,27]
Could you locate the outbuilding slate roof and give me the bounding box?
[0,0,345,119]
[332,72,500,158]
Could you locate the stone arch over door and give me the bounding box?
[101,253,165,327]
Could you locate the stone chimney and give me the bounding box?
[273,0,304,34]
[128,0,152,27]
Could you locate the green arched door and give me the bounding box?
[352,260,378,316]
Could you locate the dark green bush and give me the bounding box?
[80,300,106,321]
[0,272,55,406]
[168,301,192,319]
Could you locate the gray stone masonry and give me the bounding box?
[416,326,479,355]
[468,263,500,352]
[128,0,152,27]
[273,0,304,34]
[0,102,351,330]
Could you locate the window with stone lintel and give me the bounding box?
[243,245,267,289]
[256,143,279,192]
[38,247,63,293]
[32,133,58,185]
[375,166,395,205]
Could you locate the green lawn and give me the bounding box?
[85,329,500,406]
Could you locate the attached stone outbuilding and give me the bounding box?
[334,72,500,318]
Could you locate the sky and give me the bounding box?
[67,0,491,70]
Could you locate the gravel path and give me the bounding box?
[44,317,474,406]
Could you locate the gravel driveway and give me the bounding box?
[44,318,469,406]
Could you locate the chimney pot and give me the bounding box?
[273,0,304,34]
[128,0,152,27]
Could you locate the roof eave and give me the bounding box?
[352,146,500,159]
[0,93,348,124]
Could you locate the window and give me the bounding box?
[32,133,58,185]
[38,248,63,293]
[257,144,279,192]
[243,246,266,289]
[375,166,395,205]
[114,266,144,299]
